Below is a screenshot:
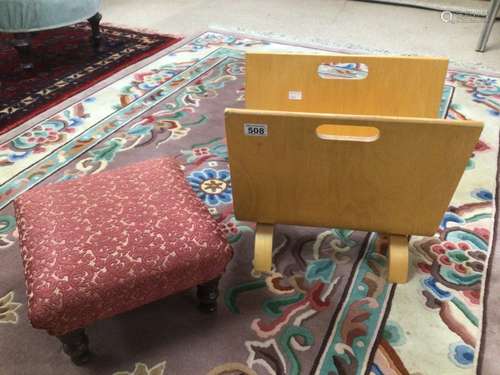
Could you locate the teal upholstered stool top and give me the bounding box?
[0,0,101,32]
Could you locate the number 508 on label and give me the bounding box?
[244,123,268,137]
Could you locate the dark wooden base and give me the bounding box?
[11,33,33,70]
[87,12,102,49]
[56,328,90,366]
[197,277,220,313]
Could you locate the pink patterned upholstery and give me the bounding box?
[14,157,232,336]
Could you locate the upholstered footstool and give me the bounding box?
[14,157,232,365]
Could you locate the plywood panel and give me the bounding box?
[225,109,482,236]
[245,52,449,118]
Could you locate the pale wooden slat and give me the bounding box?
[245,52,449,118]
[225,109,483,236]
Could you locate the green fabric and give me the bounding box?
[0,0,100,32]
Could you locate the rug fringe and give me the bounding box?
[208,26,500,77]
[101,22,183,40]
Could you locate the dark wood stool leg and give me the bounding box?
[11,33,33,70]
[56,328,90,365]
[197,277,220,313]
[87,12,102,48]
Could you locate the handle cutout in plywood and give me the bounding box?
[316,124,380,142]
[317,62,368,80]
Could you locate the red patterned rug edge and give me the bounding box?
[0,26,182,137]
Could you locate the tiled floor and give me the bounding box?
[101,0,500,71]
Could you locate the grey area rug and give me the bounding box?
[0,31,499,375]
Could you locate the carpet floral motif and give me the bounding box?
[187,168,232,206]
[113,361,167,375]
[0,215,16,249]
[0,291,22,324]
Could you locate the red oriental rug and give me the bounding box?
[0,23,180,136]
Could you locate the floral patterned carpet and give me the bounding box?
[0,31,499,375]
[0,24,180,135]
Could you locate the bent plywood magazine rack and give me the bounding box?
[225,52,483,283]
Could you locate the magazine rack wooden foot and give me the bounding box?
[387,235,409,283]
[225,52,483,284]
[254,223,274,272]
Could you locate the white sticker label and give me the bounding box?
[288,90,303,100]
[244,123,268,136]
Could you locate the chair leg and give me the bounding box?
[476,0,500,52]
[87,12,103,49]
[197,277,220,313]
[56,328,90,365]
[11,33,34,70]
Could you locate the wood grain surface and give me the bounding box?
[245,52,449,118]
[225,109,482,236]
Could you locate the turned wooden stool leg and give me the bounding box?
[387,234,410,284]
[56,328,90,365]
[11,33,34,70]
[87,12,102,48]
[197,277,220,313]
